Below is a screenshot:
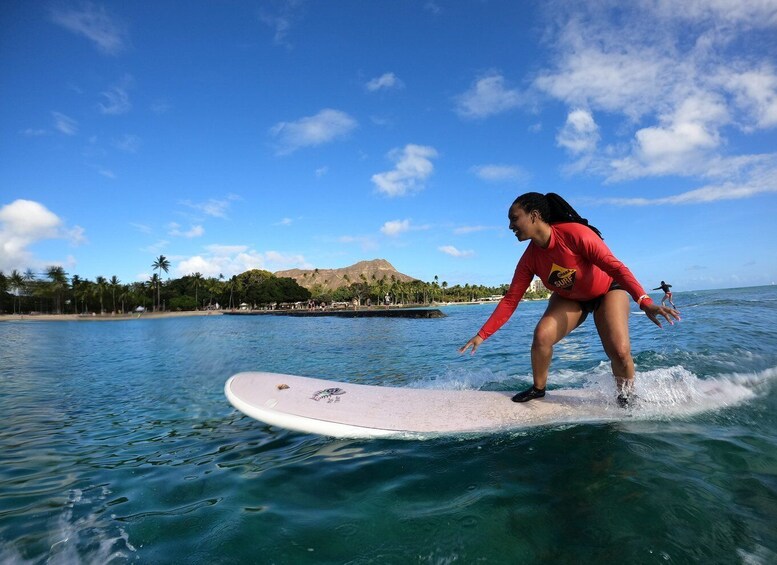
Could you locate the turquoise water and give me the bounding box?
[1,286,776,564]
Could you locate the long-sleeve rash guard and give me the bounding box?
[477,222,649,340]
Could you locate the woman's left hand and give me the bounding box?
[642,303,681,327]
[459,334,484,355]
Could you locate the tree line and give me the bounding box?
[0,255,549,315]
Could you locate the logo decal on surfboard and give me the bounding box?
[311,388,346,403]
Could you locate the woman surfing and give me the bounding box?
[459,193,680,407]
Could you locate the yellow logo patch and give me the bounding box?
[547,263,576,290]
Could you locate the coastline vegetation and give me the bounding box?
[0,258,549,315]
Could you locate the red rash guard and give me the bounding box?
[478,222,649,340]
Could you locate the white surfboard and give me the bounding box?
[225,371,753,439]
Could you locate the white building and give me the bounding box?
[529,277,548,293]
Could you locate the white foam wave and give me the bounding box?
[412,365,775,423]
[46,486,136,564]
[407,366,512,391]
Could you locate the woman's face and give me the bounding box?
[508,204,538,241]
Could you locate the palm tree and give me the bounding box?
[71,275,83,313]
[215,273,225,308]
[378,275,388,306]
[203,276,220,309]
[192,272,203,309]
[45,266,69,314]
[148,274,160,310]
[359,273,368,306]
[228,275,237,309]
[74,277,91,313]
[23,269,37,312]
[9,269,24,314]
[0,271,7,314]
[95,276,107,314]
[83,279,96,314]
[118,283,130,314]
[109,276,121,313]
[151,255,170,311]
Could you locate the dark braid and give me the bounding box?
[512,192,603,239]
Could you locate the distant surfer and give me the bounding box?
[653,281,675,308]
[459,192,680,407]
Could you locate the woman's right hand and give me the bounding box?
[642,303,681,327]
[459,334,484,355]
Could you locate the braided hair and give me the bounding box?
[512,192,603,240]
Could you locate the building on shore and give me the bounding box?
[529,277,549,293]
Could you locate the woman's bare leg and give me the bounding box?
[593,289,634,394]
[531,293,586,390]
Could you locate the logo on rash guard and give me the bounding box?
[548,263,576,290]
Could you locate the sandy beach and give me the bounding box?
[0,310,224,322]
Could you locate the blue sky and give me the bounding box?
[1,0,776,291]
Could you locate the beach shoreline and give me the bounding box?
[0,310,223,322]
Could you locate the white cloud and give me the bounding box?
[270,109,357,155]
[371,144,438,197]
[66,225,87,245]
[721,65,777,130]
[380,219,411,236]
[175,245,312,278]
[21,128,47,137]
[366,72,404,92]
[530,1,777,195]
[370,115,392,127]
[439,245,474,258]
[471,164,529,182]
[130,223,153,235]
[52,112,78,135]
[50,2,128,55]
[99,75,133,115]
[260,13,292,46]
[176,256,217,277]
[557,109,600,155]
[425,2,442,15]
[453,225,492,235]
[1,200,60,239]
[603,154,777,205]
[455,72,523,119]
[168,223,204,238]
[338,235,379,251]
[259,1,304,47]
[533,35,670,121]
[207,244,247,255]
[181,195,240,219]
[113,134,141,153]
[140,240,169,254]
[609,93,728,179]
[652,0,777,28]
[0,199,86,272]
[151,100,171,114]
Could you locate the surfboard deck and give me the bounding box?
[225,371,646,439]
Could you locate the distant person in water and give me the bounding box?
[654,281,675,308]
[459,192,681,407]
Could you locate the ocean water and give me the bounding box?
[1,286,776,564]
